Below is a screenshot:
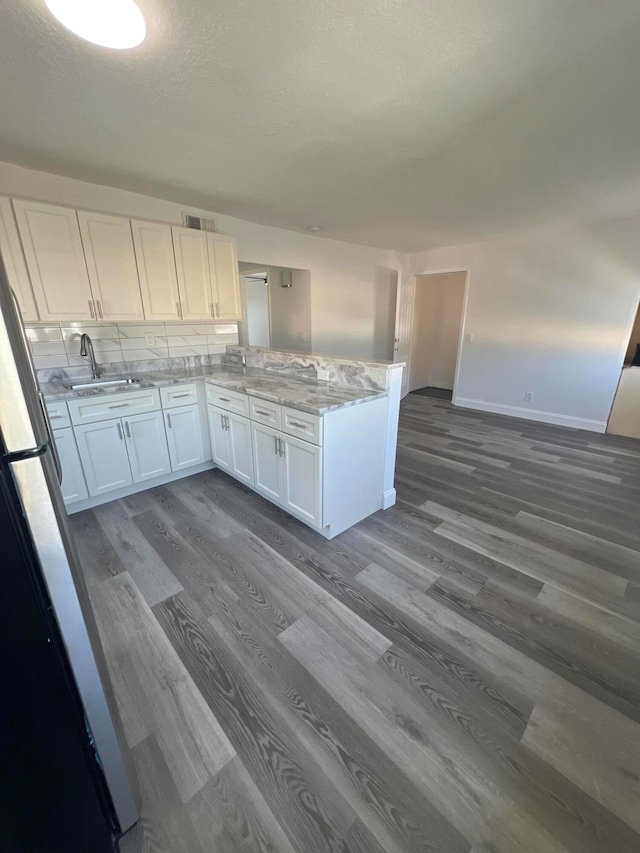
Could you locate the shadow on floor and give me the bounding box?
[410,386,453,401]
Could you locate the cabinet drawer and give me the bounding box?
[205,384,249,416]
[68,388,161,425]
[281,406,323,446]
[160,382,198,409]
[46,400,71,429]
[249,397,282,430]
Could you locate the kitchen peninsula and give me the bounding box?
[41,346,404,539]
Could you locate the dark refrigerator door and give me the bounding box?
[0,466,118,853]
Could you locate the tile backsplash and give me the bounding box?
[26,321,239,370]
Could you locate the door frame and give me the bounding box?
[410,266,471,404]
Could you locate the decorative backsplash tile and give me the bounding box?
[25,320,238,371]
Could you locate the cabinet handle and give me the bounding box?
[220,413,226,431]
[225,415,230,430]
[219,397,231,403]
[215,302,219,318]
[125,421,131,438]
[274,436,279,455]
[255,409,270,417]
[289,420,307,430]
[171,393,190,399]
[96,300,103,319]
[210,302,215,318]
[88,300,96,319]
[167,413,172,429]
[117,422,123,440]
[49,414,64,420]
[280,439,285,458]
[108,403,130,409]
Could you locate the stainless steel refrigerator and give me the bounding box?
[0,260,138,851]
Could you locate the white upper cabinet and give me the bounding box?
[77,211,144,321]
[13,199,94,322]
[207,233,242,320]
[131,220,181,321]
[0,197,39,321]
[172,227,213,320]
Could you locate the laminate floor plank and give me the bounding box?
[68,395,640,852]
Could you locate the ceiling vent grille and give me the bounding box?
[183,214,217,232]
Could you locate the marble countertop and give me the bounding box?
[40,365,387,415]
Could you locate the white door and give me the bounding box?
[208,405,231,471]
[251,422,283,503]
[123,411,171,483]
[53,427,89,505]
[12,200,94,322]
[281,434,322,527]
[0,197,38,321]
[393,271,416,399]
[207,233,242,320]
[77,211,144,321]
[74,420,133,497]
[227,412,254,486]
[131,220,181,321]
[172,227,213,320]
[165,404,205,471]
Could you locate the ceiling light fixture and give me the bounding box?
[44,0,147,50]
[307,225,322,233]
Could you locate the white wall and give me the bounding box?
[243,275,271,348]
[410,272,465,391]
[409,218,640,431]
[267,266,312,353]
[0,162,403,360]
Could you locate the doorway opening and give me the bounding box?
[409,271,466,401]
[238,262,312,352]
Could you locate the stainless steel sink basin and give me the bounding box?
[65,377,141,391]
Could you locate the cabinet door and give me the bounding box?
[12,200,94,321]
[227,413,254,486]
[282,435,322,527]
[251,422,283,503]
[172,227,213,319]
[165,404,205,471]
[131,220,181,321]
[74,420,133,497]
[207,233,242,320]
[77,211,144,321]
[123,411,171,483]
[53,427,88,505]
[208,405,231,471]
[0,197,38,321]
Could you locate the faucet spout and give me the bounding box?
[80,333,100,380]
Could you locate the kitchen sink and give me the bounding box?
[65,377,141,391]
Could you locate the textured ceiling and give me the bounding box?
[2,1,640,251]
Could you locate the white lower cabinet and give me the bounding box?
[124,411,171,483]
[74,412,170,497]
[251,422,284,503]
[281,434,322,527]
[53,427,88,505]
[165,404,205,471]
[208,405,232,472]
[74,420,133,497]
[208,405,254,486]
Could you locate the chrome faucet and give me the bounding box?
[80,333,100,379]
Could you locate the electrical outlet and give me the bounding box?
[144,332,156,347]
[464,332,474,343]
[317,369,330,381]
[524,391,534,402]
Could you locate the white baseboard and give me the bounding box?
[67,461,216,514]
[453,397,607,433]
[381,488,397,509]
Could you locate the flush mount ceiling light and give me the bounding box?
[44,0,146,49]
[307,225,322,233]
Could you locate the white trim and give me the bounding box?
[67,460,216,513]
[382,488,397,509]
[454,397,607,433]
